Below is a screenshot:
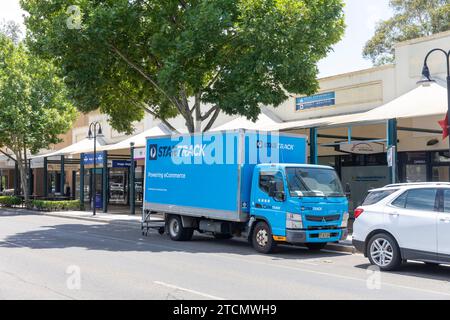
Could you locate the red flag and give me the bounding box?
[439,113,449,140]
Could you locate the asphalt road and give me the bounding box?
[1,210,450,300]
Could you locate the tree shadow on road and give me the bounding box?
[0,218,347,262]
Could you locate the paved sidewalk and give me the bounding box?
[1,207,356,253]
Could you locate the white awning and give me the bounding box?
[330,82,448,126]
[266,113,361,132]
[266,82,447,132]
[212,110,282,131]
[98,124,172,152]
[32,138,106,159]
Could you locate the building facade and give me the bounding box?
[1,30,450,213]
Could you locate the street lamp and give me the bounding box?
[88,121,103,216]
[418,48,450,179]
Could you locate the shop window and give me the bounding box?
[406,152,427,165]
[318,156,336,168]
[432,152,450,164]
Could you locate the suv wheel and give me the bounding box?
[367,233,401,271]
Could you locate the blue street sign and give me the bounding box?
[296,92,336,111]
[83,153,104,165]
[111,160,132,168]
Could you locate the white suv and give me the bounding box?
[353,182,450,271]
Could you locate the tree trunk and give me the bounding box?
[13,149,29,207]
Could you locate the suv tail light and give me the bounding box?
[354,208,364,219]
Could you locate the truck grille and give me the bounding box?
[305,215,340,222]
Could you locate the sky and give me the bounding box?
[0,0,393,78]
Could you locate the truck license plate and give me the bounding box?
[319,233,331,239]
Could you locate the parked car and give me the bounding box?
[353,182,450,271]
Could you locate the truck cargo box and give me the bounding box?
[144,130,307,222]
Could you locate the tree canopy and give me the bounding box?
[363,0,450,66]
[0,30,77,201]
[21,0,345,133]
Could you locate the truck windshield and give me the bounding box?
[286,167,345,198]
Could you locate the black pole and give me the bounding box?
[447,73,450,181]
[102,150,108,213]
[43,157,48,199]
[420,49,450,181]
[60,155,65,196]
[130,142,136,215]
[80,153,85,210]
[88,122,103,216]
[93,128,97,216]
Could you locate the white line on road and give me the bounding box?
[154,281,225,300]
[3,216,450,299]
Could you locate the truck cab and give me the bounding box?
[250,164,349,253]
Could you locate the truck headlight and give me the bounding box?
[341,212,349,228]
[286,213,303,229]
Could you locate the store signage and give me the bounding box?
[295,92,335,111]
[387,146,396,168]
[83,153,104,165]
[134,147,146,160]
[111,160,132,168]
[30,158,44,169]
[340,142,385,155]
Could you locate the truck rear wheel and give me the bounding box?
[167,215,194,241]
[252,221,276,254]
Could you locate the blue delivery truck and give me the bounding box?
[143,130,349,253]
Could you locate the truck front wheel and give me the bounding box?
[252,221,276,254]
[167,215,194,241]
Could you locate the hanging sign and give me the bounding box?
[340,142,385,155]
[387,146,396,168]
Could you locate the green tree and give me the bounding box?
[21,0,345,133]
[0,30,77,204]
[363,0,450,66]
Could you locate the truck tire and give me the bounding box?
[167,215,194,241]
[305,243,327,251]
[252,221,276,254]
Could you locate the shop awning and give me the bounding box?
[32,138,106,159]
[329,82,447,126]
[266,82,447,131]
[98,124,172,152]
[212,109,282,131]
[266,113,359,132]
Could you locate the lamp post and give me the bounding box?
[88,121,103,216]
[418,49,450,177]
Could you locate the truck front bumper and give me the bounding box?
[286,228,348,244]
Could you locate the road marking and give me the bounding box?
[3,215,450,298]
[154,281,225,300]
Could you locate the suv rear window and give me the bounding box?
[362,189,399,206]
